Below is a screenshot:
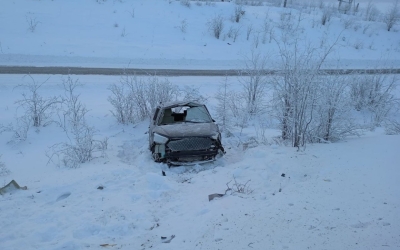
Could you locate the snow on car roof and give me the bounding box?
[159,100,204,109]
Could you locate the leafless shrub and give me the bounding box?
[215,76,232,131]
[246,24,253,40]
[278,12,293,30]
[271,24,343,147]
[121,27,127,37]
[0,155,11,176]
[350,73,398,126]
[179,19,188,33]
[237,50,270,115]
[180,0,191,8]
[108,74,179,124]
[0,116,31,144]
[47,76,107,168]
[252,32,260,48]
[225,176,254,195]
[341,16,356,29]
[353,40,363,50]
[364,1,380,21]
[207,14,225,39]
[15,75,60,127]
[362,23,372,34]
[47,129,108,168]
[226,26,241,42]
[385,118,400,135]
[180,85,207,104]
[321,8,332,25]
[311,75,360,143]
[233,4,245,23]
[128,8,135,18]
[383,0,399,31]
[254,118,271,145]
[26,15,39,32]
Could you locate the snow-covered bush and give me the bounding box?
[15,75,60,128]
[207,14,225,39]
[0,116,31,143]
[108,74,179,124]
[270,22,342,147]
[237,51,270,115]
[350,73,398,126]
[311,75,359,143]
[233,4,245,23]
[47,76,108,168]
[385,118,400,135]
[383,0,399,31]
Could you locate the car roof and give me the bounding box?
[158,100,204,109]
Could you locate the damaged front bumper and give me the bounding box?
[152,136,225,166]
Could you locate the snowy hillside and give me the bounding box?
[0,0,399,69]
[1,1,400,250]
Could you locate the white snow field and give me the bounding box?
[1,1,400,250]
[0,0,399,69]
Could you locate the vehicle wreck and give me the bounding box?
[149,101,225,165]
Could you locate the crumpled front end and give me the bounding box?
[152,136,224,165]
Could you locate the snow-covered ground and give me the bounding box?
[1,1,400,250]
[0,0,400,69]
[0,73,399,249]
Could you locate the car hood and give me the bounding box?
[153,122,219,138]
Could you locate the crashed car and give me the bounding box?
[149,101,225,165]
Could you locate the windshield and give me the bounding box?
[185,106,212,123]
[158,105,212,125]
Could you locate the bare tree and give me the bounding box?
[383,0,399,31]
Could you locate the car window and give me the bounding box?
[185,106,212,123]
[159,108,174,125]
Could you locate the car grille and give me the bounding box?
[167,137,212,151]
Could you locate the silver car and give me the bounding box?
[149,101,225,165]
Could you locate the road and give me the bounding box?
[0,66,399,76]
